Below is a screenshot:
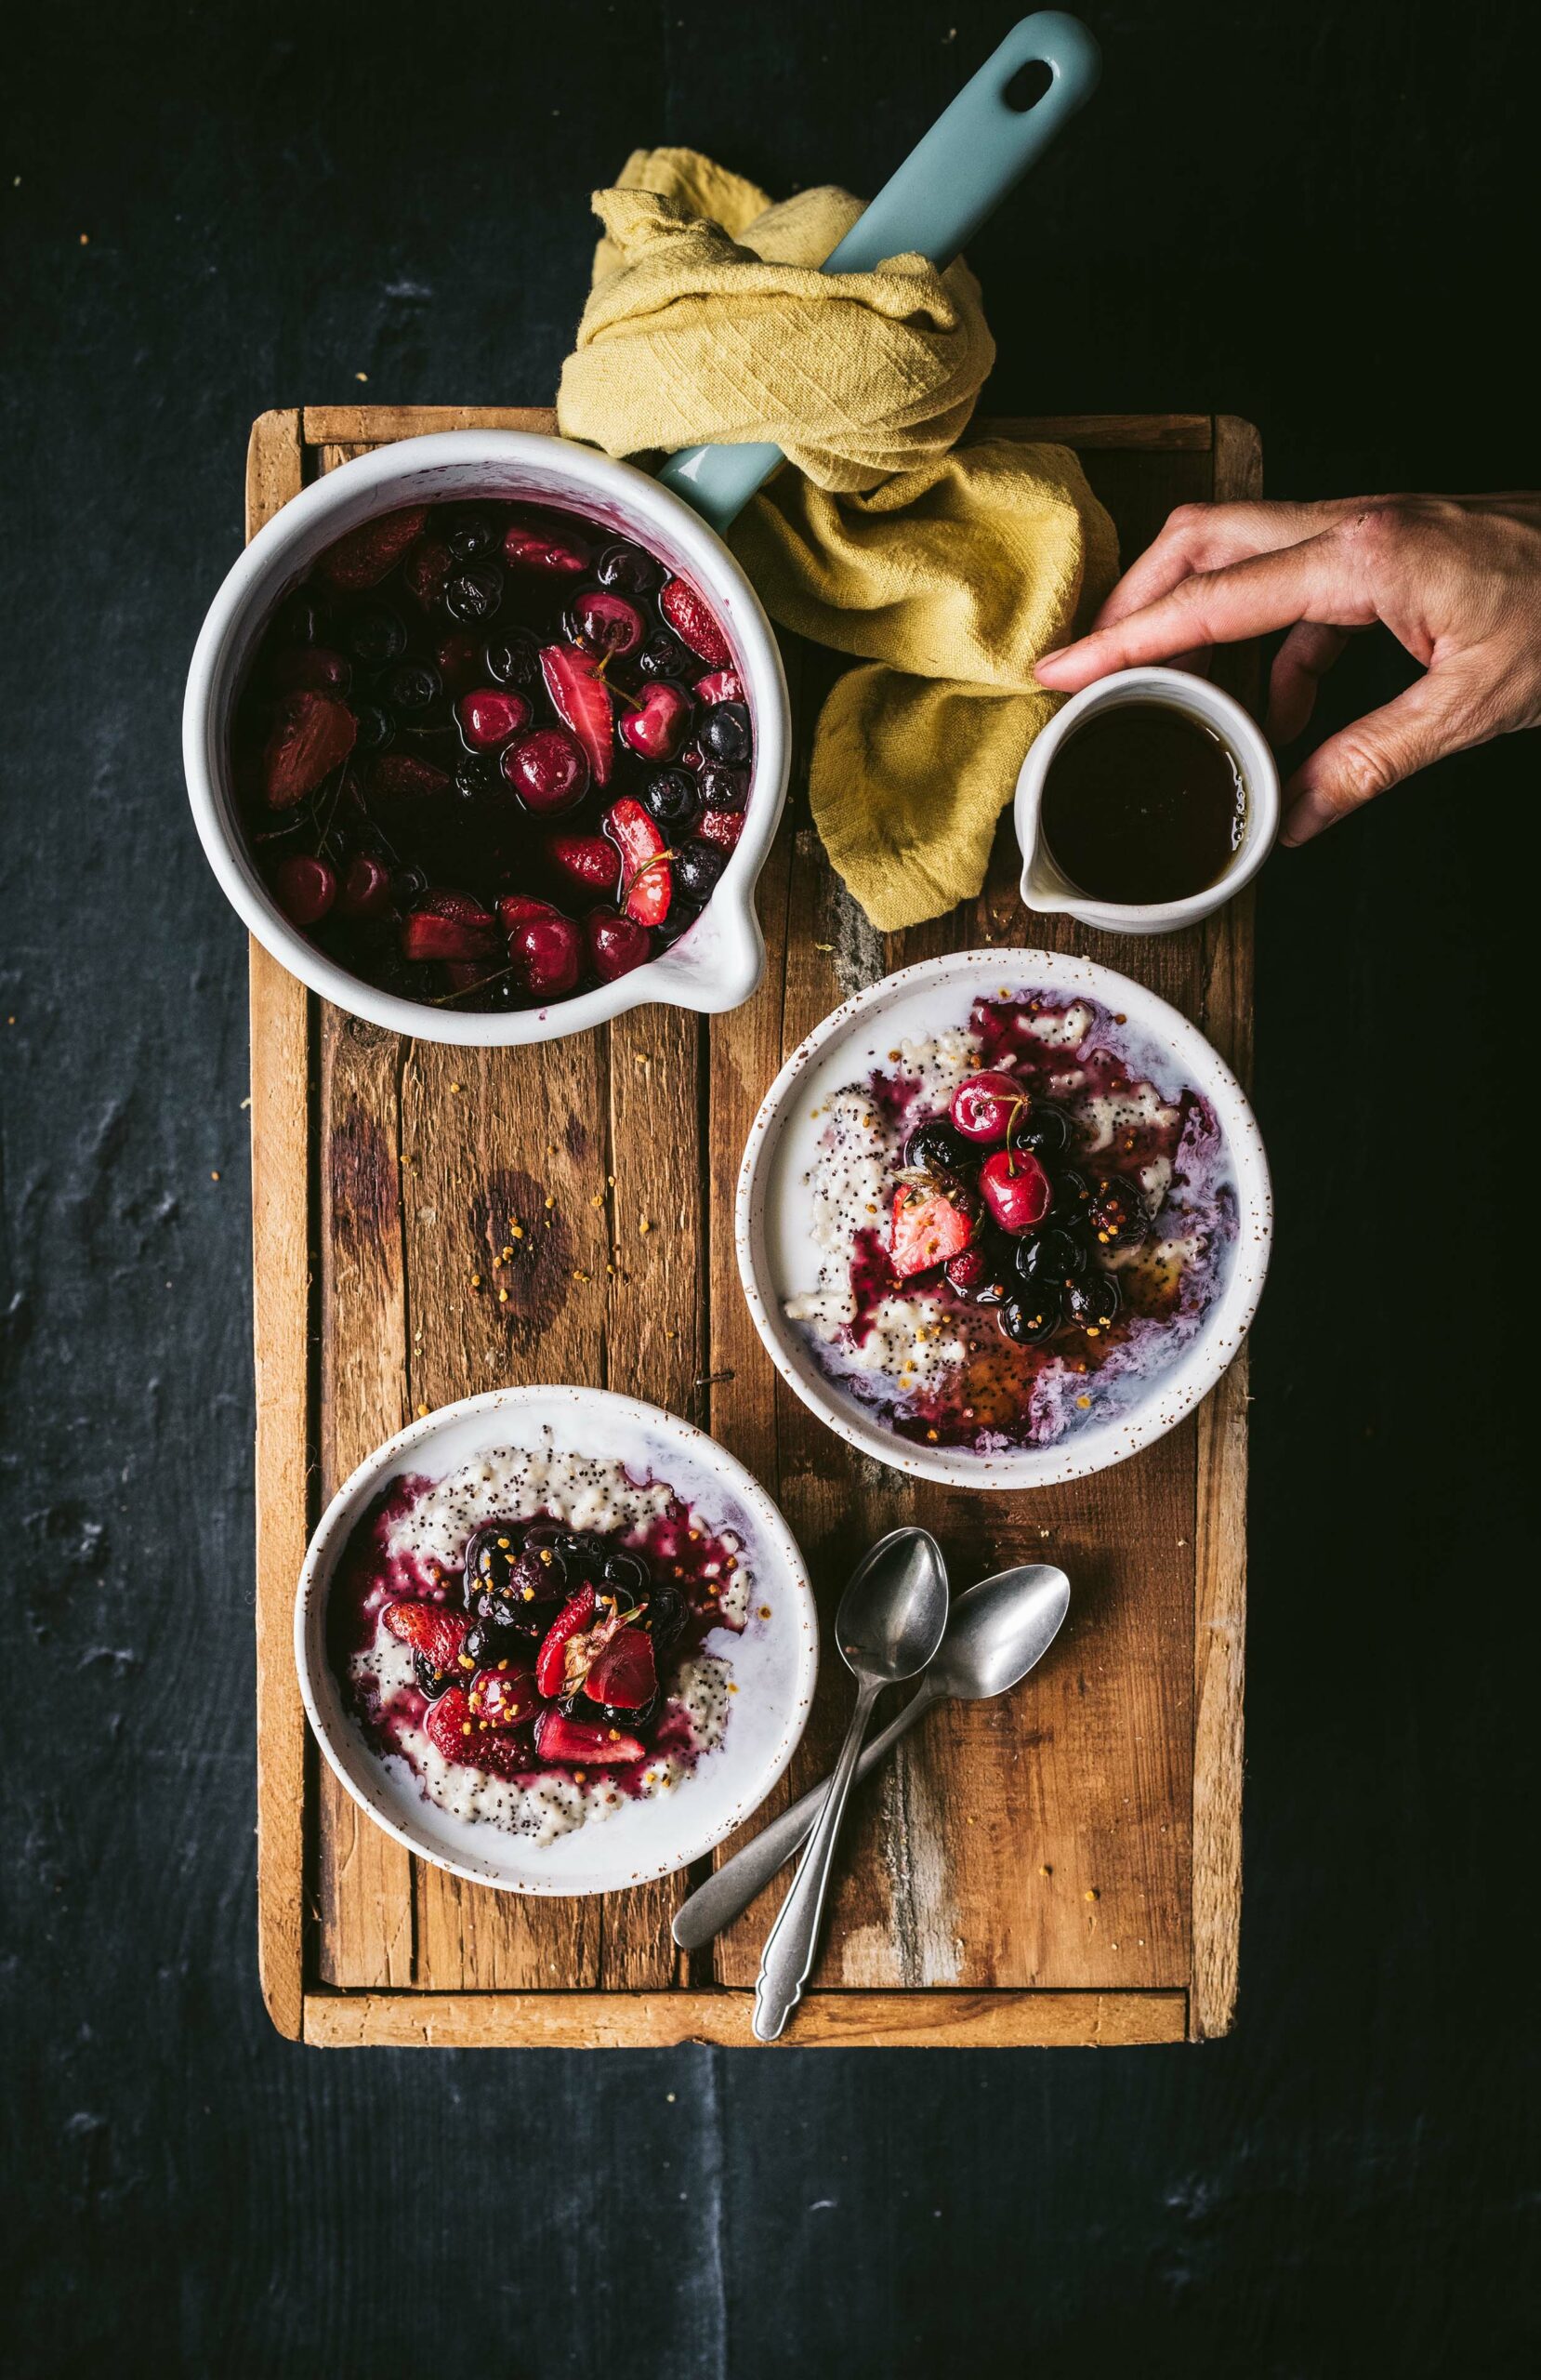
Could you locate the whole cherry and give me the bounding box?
[979,1146,1053,1235]
[951,1071,1027,1144]
[501,727,590,815]
[274,853,336,926]
[586,909,652,983]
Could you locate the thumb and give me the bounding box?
[1279,665,1482,846]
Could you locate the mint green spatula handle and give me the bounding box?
[655,11,1101,534]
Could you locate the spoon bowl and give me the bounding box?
[836,1527,952,1684]
[929,1562,1071,1699]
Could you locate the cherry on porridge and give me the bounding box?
[231,503,755,1012]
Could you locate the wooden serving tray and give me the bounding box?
[249,404,1259,2048]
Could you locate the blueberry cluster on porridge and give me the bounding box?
[784,989,1236,1452]
[328,1442,750,1845]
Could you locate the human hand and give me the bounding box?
[1034,494,1541,844]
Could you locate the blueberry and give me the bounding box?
[644,1581,687,1648]
[697,764,748,813]
[383,660,441,714]
[999,1289,1060,1344]
[1088,1174,1150,1250]
[462,1519,525,1606]
[345,605,406,668]
[1014,1226,1087,1285]
[700,701,751,764]
[446,509,496,564]
[592,1686,662,1732]
[638,629,689,681]
[351,700,394,752]
[1064,1272,1122,1334]
[1013,1100,1072,1157]
[463,1622,494,1665]
[443,565,504,625]
[1047,1167,1093,1223]
[414,1650,454,1699]
[511,1546,566,1602]
[454,756,497,800]
[596,541,662,596]
[642,769,699,830]
[903,1117,967,1174]
[484,629,539,689]
[601,1553,648,1596]
[675,840,727,902]
[652,903,697,948]
[278,589,328,646]
[390,865,427,909]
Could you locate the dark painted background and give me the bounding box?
[2,2,1534,2372]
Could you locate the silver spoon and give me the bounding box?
[751,1527,950,2042]
[677,1562,1071,1955]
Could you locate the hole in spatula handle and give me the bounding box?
[1004,57,1054,111]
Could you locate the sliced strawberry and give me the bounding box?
[660,575,731,665]
[586,1623,657,1711]
[604,797,672,927]
[427,1686,531,1776]
[890,1183,976,1280]
[698,806,745,853]
[467,1662,541,1728]
[503,517,594,577]
[534,1582,597,1698]
[693,668,744,706]
[540,643,614,787]
[319,507,428,593]
[545,832,620,901]
[261,692,357,809]
[402,891,500,963]
[369,751,451,800]
[385,1600,472,1675]
[533,1708,646,1766]
[496,892,558,934]
[425,1686,476,1762]
[402,537,453,610]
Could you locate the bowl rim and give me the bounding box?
[293,1383,820,1895]
[183,430,790,1047]
[734,945,1272,1489]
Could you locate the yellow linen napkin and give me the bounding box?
[557,149,1117,932]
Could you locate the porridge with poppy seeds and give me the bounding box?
[328,1444,749,1844]
[784,989,1237,1451]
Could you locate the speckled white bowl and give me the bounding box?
[294,1386,817,1896]
[736,948,1271,1490]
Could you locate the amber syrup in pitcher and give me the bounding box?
[1041,702,1246,906]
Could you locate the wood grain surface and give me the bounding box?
[247,406,1259,2046]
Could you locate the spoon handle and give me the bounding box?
[673,1682,941,1953]
[752,1678,882,2041]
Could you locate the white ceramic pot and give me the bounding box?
[183,430,791,1046]
[1014,665,1279,935]
[294,1385,818,1896]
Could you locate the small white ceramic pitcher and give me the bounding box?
[1014,665,1280,936]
